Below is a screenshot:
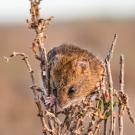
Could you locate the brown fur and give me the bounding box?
[47,44,105,107]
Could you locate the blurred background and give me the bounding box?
[0,0,135,135]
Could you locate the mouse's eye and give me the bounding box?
[68,86,76,95]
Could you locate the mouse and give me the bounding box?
[47,44,105,107]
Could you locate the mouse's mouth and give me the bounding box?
[58,96,86,109]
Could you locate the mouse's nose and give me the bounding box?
[58,96,68,108]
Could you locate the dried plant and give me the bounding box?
[4,0,134,135]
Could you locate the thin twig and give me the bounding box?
[105,34,118,62]
[119,55,124,135]
[27,0,53,97]
[105,60,114,135]
[4,52,48,135]
[101,78,108,135]
[126,106,135,124]
[105,34,118,135]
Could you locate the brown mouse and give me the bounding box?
[47,44,105,107]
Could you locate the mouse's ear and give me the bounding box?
[73,59,89,73]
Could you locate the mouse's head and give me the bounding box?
[48,44,104,107]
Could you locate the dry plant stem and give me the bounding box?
[101,79,108,135]
[105,60,114,135]
[105,34,118,135]
[126,106,135,124]
[28,2,58,134]
[6,52,62,135]
[30,0,48,95]
[113,113,116,135]
[105,34,118,62]
[104,117,107,135]
[4,52,49,135]
[28,0,53,96]
[119,55,124,135]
